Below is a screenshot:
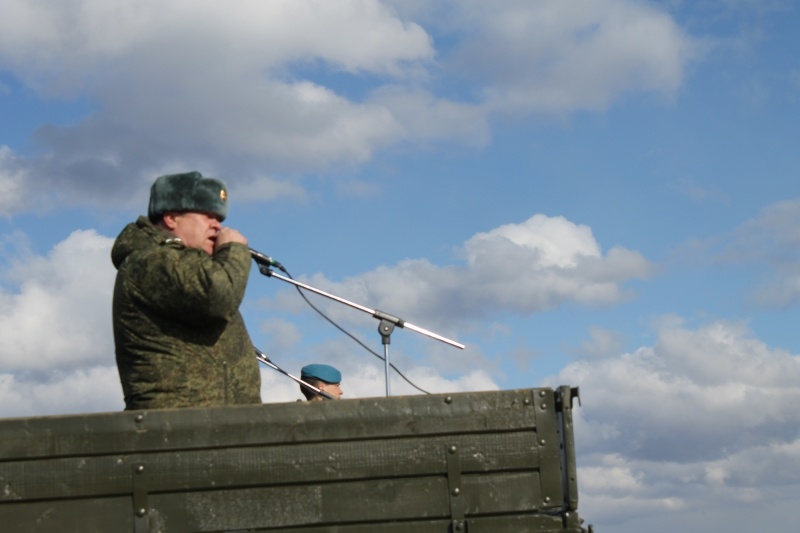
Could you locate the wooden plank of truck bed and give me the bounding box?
[0,387,585,533]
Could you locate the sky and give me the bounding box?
[1,0,799,531]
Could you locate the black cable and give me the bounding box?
[282,268,431,395]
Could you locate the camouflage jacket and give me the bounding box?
[111,216,261,410]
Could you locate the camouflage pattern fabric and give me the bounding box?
[111,216,261,410]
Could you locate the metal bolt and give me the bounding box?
[445,396,453,404]
[541,403,547,409]
[135,465,145,474]
[452,488,460,496]
[455,521,464,531]
[523,397,531,405]
[539,439,546,446]
[136,508,147,517]
[449,445,457,454]
[134,414,144,423]
[539,390,546,397]
[544,496,551,503]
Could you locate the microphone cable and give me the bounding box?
[281,267,431,395]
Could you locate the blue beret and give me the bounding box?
[301,364,341,384]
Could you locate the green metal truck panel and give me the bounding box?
[0,386,590,532]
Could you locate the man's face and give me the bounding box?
[319,382,343,399]
[165,212,222,255]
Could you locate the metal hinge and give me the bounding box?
[446,444,467,532]
[132,463,149,533]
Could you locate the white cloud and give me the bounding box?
[0,0,431,158]
[232,174,309,204]
[368,85,491,147]
[699,198,800,307]
[257,317,303,355]
[466,214,603,269]
[326,361,499,400]
[0,0,694,213]
[0,365,123,418]
[0,0,433,89]
[277,214,652,330]
[0,229,115,371]
[0,146,26,216]
[579,325,626,358]
[745,200,800,306]
[672,177,731,205]
[546,318,800,529]
[391,0,693,113]
[259,365,307,405]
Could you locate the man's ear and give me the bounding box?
[161,212,179,231]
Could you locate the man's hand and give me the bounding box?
[215,227,248,252]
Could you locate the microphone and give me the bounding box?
[249,248,284,271]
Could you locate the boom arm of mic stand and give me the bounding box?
[254,347,336,401]
[256,266,465,350]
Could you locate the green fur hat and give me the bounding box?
[148,171,228,222]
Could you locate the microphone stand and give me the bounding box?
[254,347,337,401]
[255,265,465,397]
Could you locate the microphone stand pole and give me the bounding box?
[255,265,465,397]
[254,347,336,401]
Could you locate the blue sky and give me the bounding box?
[1,1,799,531]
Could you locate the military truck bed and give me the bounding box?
[0,386,587,532]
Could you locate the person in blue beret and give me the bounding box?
[300,363,343,401]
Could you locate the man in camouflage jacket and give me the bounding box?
[112,171,261,410]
